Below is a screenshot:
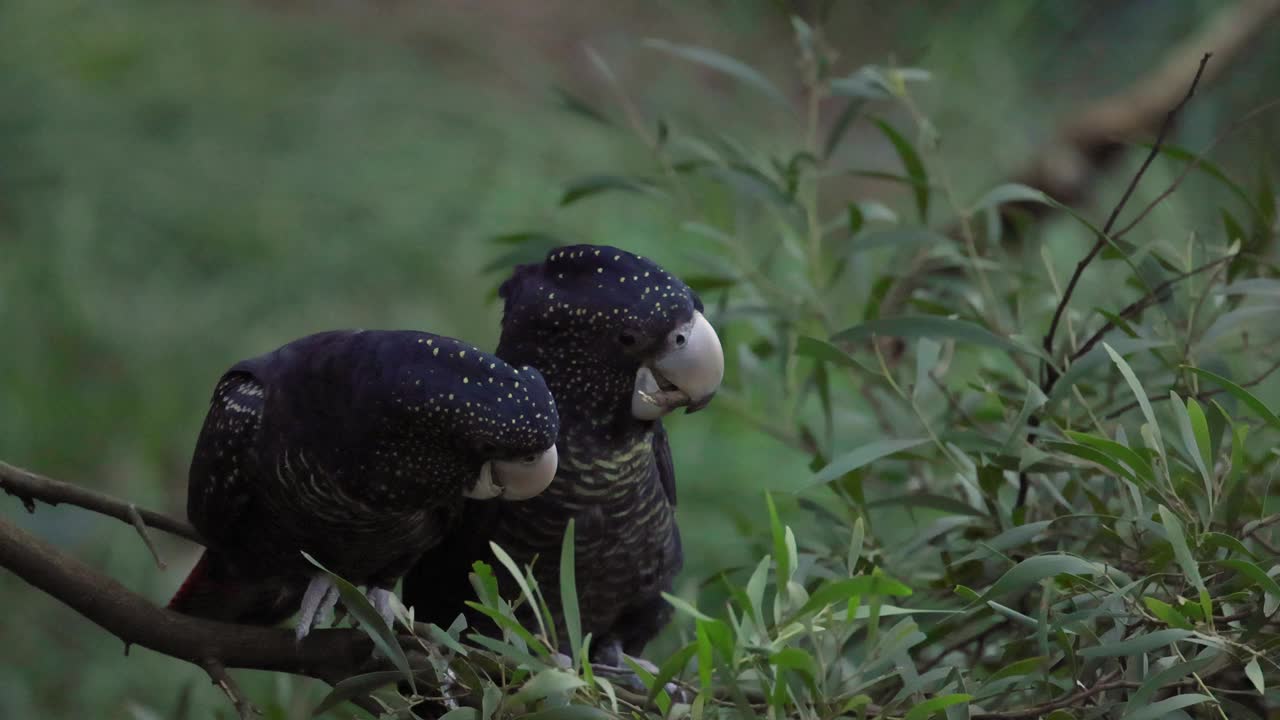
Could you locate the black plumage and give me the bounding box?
[405,246,723,665]
[168,329,559,634]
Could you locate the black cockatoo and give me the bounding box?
[168,330,560,638]
[404,245,724,667]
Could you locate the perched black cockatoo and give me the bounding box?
[404,245,724,667]
[167,330,560,638]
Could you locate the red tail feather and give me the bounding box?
[167,550,304,625]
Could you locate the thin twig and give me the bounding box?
[0,461,202,544]
[1113,96,1280,240]
[971,671,1126,719]
[1042,53,1212,379]
[128,503,167,570]
[1019,54,1212,510]
[202,658,259,720]
[1104,353,1280,420]
[1069,254,1232,365]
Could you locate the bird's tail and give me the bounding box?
[167,550,304,626]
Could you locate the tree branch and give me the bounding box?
[1041,52,1212,379]
[1068,254,1232,366]
[0,513,378,677]
[0,460,203,544]
[1016,54,1212,511]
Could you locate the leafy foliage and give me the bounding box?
[326,12,1280,720]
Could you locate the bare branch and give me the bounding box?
[1113,96,1280,240]
[1068,254,1233,366]
[1041,53,1212,378]
[0,513,377,676]
[202,658,259,720]
[0,460,202,544]
[1104,353,1280,420]
[128,503,168,570]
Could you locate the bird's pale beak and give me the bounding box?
[631,311,724,420]
[465,445,559,501]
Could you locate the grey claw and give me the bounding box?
[296,576,340,640]
[366,587,397,629]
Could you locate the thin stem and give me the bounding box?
[0,460,202,544]
[1042,53,1212,382]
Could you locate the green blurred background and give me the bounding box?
[2,1,1276,716]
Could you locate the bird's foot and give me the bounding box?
[590,654,688,702]
[365,586,398,630]
[296,576,341,640]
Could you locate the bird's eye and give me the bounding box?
[674,332,687,347]
[618,332,637,347]
[521,453,538,464]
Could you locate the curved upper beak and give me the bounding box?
[631,311,724,420]
[464,445,559,501]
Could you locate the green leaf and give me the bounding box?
[849,227,952,254]
[1169,392,1212,506]
[438,709,479,720]
[1202,532,1256,560]
[956,520,1052,564]
[766,492,791,585]
[662,592,715,623]
[828,66,893,100]
[489,541,549,641]
[1103,343,1164,456]
[466,633,545,670]
[694,620,714,691]
[552,86,613,127]
[1002,379,1047,453]
[847,517,866,574]
[833,316,1040,357]
[1125,693,1214,720]
[512,668,587,704]
[1246,657,1265,694]
[1149,143,1259,216]
[865,493,985,517]
[969,183,1051,213]
[1183,366,1280,428]
[985,656,1046,684]
[643,39,788,106]
[770,647,818,679]
[1186,397,1213,470]
[788,575,912,621]
[871,117,930,222]
[826,98,868,158]
[1159,505,1211,624]
[806,437,930,487]
[984,554,1113,600]
[311,671,405,716]
[559,519,582,667]
[904,693,972,720]
[560,174,660,206]
[1042,441,1140,485]
[794,336,862,369]
[1079,628,1192,657]
[1219,559,1280,601]
[1142,596,1193,630]
[300,552,417,694]
[1132,656,1216,712]
[1063,430,1155,482]
[642,643,698,705]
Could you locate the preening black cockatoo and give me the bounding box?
[167,330,560,638]
[404,245,724,667]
